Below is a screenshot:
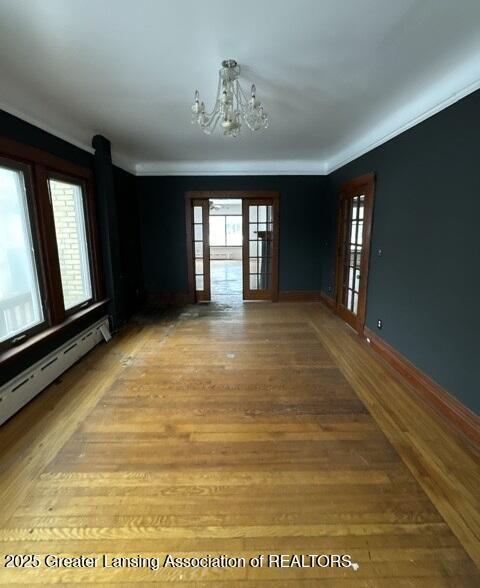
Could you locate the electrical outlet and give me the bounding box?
[377,319,383,329]
[327,285,332,293]
[377,248,383,256]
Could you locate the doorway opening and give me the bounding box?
[209,199,243,302]
[185,191,279,303]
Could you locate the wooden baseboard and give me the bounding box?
[278,291,322,302]
[145,292,193,307]
[364,327,480,446]
[319,291,336,310]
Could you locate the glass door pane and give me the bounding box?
[341,195,365,315]
[192,199,210,301]
[335,174,374,333]
[243,199,276,300]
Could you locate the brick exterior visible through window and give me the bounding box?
[49,179,92,310]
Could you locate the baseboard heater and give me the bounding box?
[0,317,111,427]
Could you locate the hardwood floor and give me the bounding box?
[0,301,478,585]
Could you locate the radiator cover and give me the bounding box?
[0,317,110,426]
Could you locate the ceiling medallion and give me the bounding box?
[191,59,269,137]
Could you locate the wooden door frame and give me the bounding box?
[242,197,279,301]
[185,198,211,302]
[334,172,375,333]
[185,191,280,302]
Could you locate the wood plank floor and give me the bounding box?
[0,301,478,585]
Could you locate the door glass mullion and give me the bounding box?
[342,199,351,306]
[246,201,274,295]
[351,197,360,312]
[193,202,207,297]
[341,193,365,315]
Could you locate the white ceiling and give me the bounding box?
[0,0,479,175]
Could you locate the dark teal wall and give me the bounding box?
[137,176,326,294]
[0,109,93,169]
[3,86,479,415]
[321,89,480,414]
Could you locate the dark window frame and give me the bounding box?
[0,136,106,366]
[0,156,49,352]
[46,172,98,317]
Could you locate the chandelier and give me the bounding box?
[191,59,268,137]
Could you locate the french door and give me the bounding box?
[185,192,279,302]
[189,199,211,301]
[335,173,375,332]
[242,198,278,301]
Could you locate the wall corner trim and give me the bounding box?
[135,160,328,176]
[363,327,480,447]
[325,77,480,174]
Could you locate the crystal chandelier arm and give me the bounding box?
[203,75,222,119]
[200,107,221,135]
[236,80,249,106]
[195,76,222,134]
[192,59,268,136]
[234,80,243,113]
[237,81,257,131]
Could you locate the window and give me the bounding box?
[209,216,242,246]
[0,163,44,343]
[210,216,225,246]
[226,216,242,245]
[0,136,103,357]
[49,178,92,310]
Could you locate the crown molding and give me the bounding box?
[2,72,479,178]
[134,159,328,176]
[134,74,480,176]
[110,153,137,175]
[0,100,95,155]
[0,101,137,175]
[325,77,480,174]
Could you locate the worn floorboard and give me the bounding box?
[0,301,478,585]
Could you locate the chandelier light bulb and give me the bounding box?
[190,59,269,137]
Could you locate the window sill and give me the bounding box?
[0,299,109,369]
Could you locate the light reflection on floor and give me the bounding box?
[210,259,242,302]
